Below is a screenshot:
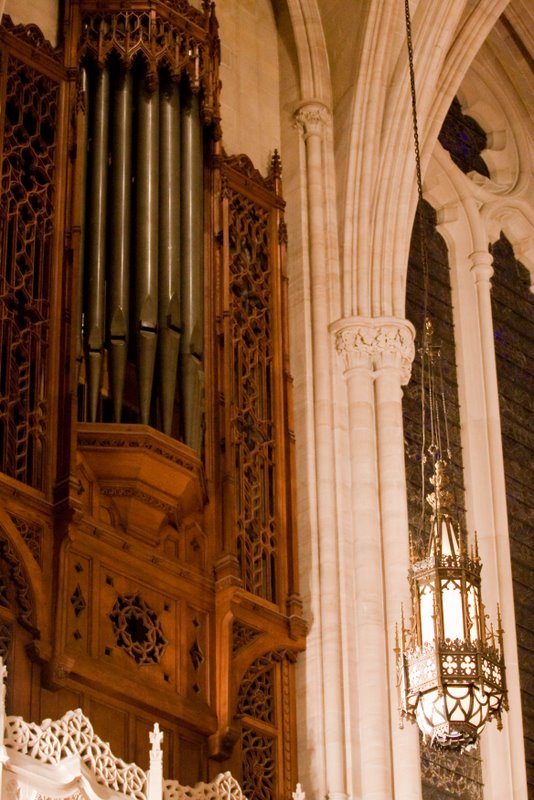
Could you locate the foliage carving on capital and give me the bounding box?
[334,319,415,384]
[295,103,330,138]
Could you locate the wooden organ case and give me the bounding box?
[0,3,306,798]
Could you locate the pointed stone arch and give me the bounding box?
[341,0,510,320]
[281,0,331,105]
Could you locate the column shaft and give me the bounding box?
[346,359,392,800]
[333,317,417,800]
[470,253,527,800]
[374,327,422,800]
[297,103,347,800]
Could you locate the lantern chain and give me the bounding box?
[404,0,453,545]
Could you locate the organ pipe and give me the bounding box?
[158,77,181,436]
[180,91,203,450]
[86,66,109,422]
[108,68,133,422]
[76,65,89,389]
[80,58,205,439]
[135,74,159,425]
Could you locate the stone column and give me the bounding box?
[469,251,528,800]
[332,317,419,800]
[334,319,390,800]
[372,319,422,800]
[295,102,348,800]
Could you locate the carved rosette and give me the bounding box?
[332,317,415,385]
[294,102,331,139]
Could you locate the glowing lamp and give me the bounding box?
[396,460,507,750]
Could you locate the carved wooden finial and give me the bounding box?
[271,149,282,179]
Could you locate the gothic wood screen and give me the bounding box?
[209,153,305,800]
[215,153,298,610]
[236,651,297,800]
[0,19,70,495]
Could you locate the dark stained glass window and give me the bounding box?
[438,96,489,178]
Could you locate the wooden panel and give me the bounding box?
[7,625,37,719]
[88,696,129,762]
[179,733,209,786]
[39,686,85,725]
[183,604,210,702]
[96,556,178,688]
[65,551,92,656]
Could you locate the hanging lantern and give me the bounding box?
[398,0,508,752]
[395,320,508,750]
[396,456,508,751]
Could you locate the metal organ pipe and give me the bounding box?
[135,72,160,425]
[180,91,203,451]
[76,65,89,390]
[158,77,181,436]
[80,60,205,442]
[86,66,109,422]
[108,68,133,422]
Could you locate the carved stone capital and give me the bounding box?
[331,317,415,385]
[294,102,330,139]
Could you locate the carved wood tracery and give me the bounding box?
[216,151,293,606]
[0,528,36,632]
[236,651,298,800]
[0,50,59,491]
[78,2,220,123]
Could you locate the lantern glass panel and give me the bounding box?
[467,583,479,641]
[438,517,460,558]
[419,581,435,645]
[441,578,464,641]
[416,688,445,734]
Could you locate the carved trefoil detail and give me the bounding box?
[232,620,261,654]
